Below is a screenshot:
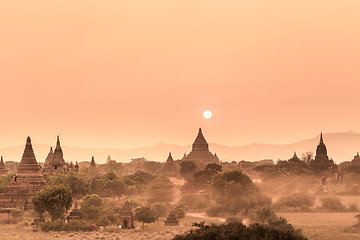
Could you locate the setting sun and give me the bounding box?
[203,110,212,119]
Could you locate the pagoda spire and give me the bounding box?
[166,152,174,162]
[90,156,96,167]
[320,132,324,144]
[56,135,60,148]
[192,128,209,151]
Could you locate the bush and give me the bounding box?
[179,193,209,211]
[205,205,227,217]
[65,219,90,231]
[273,193,315,211]
[320,196,347,212]
[172,221,306,240]
[225,216,243,224]
[40,220,66,232]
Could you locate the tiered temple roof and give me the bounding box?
[0,137,46,210]
[164,212,179,226]
[119,201,134,229]
[43,136,66,172]
[182,128,219,165]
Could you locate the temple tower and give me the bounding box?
[0,156,8,176]
[119,201,134,229]
[310,133,335,171]
[90,156,96,167]
[0,137,46,210]
[43,136,66,172]
[162,152,177,176]
[182,128,219,165]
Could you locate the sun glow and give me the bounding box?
[203,110,212,119]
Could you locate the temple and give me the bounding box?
[0,137,46,210]
[164,212,179,226]
[0,156,8,176]
[181,128,219,165]
[310,133,336,171]
[162,152,178,176]
[90,156,96,167]
[119,201,134,229]
[43,136,66,172]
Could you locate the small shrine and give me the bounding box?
[67,201,84,221]
[164,212,179,226]
[119,201,134,229]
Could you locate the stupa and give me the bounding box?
[162,152,177,176]
[67,201,84,221]
[164,212,179,226]
[181,128,219,165]
[0,136,46,210]
[0,156,8,176]
[90,156,96,167]
[119,201,134,229]
[43,136,66,172]
[310,133,336,171]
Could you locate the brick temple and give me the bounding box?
[182,128,219,165]
[43,136,66,172]
[0,137,46,210]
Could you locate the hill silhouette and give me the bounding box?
[0,132,359,164]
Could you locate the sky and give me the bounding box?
[0,0,360,149]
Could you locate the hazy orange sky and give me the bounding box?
[1,0,360,149]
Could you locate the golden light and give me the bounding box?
[203,110,212,119]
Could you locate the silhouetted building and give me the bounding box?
[288,152,301,163]
[43,136,66,172]
[310,133,336,172]
[0,156,8,176]
[119,201,134,229]
[90,156,96,167]
[164,212,179,226]
[162,152,178,176]
[67,201,84,221]
[182,128,219,165]
[0,137,46,210]
[352,152,360,166]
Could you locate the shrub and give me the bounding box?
[273,193,315,211]
[40,220,66,232]
[205,205,227,217]
[172,221,306,240]
[320,196,347,212]
[225,216,243,224]
[65,219,90,232]
[179,193,209,211]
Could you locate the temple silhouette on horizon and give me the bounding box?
[181,128,219,165]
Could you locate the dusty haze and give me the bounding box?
[1,1,360,149]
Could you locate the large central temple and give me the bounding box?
[0,137,46,210]
[182,128,219,165]
[310,133,336,171]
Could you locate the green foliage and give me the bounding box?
[40,219,90,232]
[40,219,66,232]
[143,161,162,174]
[206,205,227,217]
[124,171,155,185]
[151,202,169,218]
[10,208,24,222]
[171,203,187,219]
[320,196,347,212]
[80,194,103,221]
[273,193,315,211]
[179,161,197,179]
[147,176,174,204]
[65,219,91,232]
[0,173,14,193]
[32,184,73,220]
[173,222,306,240]
[179,193,209,211]
[210,170,271,215]
[134,206,158,226]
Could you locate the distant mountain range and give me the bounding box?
[1,132,360,164]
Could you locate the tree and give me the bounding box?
[134,206,157,227]
[171,203,187,219]
[172,221,306,240]
[205,163,222,174]
[80,194,103,221]
[151,202,169,221]
[32,184,73,220]
[301,152,314,165]
[210,170,270,215]
[147,176,174,204]
[179,161,197,179]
